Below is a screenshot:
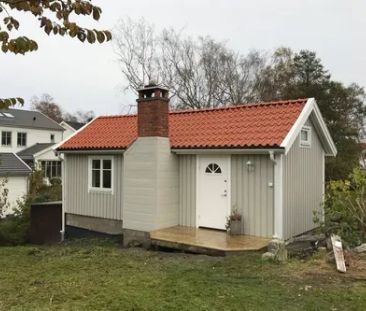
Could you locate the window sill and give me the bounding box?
[88,188,113,194]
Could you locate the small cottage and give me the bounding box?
[57,84,336,247]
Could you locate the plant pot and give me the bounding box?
[230,220,242,235]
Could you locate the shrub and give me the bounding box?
[315,167,366,247]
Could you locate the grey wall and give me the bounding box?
[177,154,274,238]
[283,119,324,239]
[122,137,179,232]
[231,155,274,238]
[178,155,196,227]
[64,154,123,220]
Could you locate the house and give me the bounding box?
[57,84,336,246]
[0,108,65,214]
[60,120,86,139]
[0,153,31,215]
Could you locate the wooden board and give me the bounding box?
[331,235,346,273]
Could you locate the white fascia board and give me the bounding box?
[59,149,125,155]
[59,121,76,132]
[13,152,32,172]
[53,117,99,154]
[280,98,337,156]
[280,98,315,155]
[172,148,285,155]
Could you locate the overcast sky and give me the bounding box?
[0,0,364,116]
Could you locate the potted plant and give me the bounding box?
[226,209,242,235]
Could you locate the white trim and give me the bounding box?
[280,98,337,156]
[13,152,32,172]
[58,149,125,155]
[196,155,231,230]
[173,148,284,155]
[87,156,114,194]
[59,121,77,134]
[299,125,312,148]
[61,155,66,240]
[54,117,98,154]
[273,153,284,239]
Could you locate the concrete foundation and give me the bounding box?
[122,228,151,249]
[66,214,123,235]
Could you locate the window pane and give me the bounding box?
[103,159,111,170]
[92,170,100,187]
[56,162,61,177]
[301,130,308,141]
[103,170,111,188]
[92,159,100,169]
[2,132,11,146]
[51,162,57,178]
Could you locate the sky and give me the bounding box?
[0,0,365,116]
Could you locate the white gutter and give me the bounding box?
[172,148,285,155]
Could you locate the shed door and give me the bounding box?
[197,155,230,230]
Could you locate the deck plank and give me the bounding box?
[150,226,270,252]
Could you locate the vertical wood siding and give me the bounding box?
[231,155,274,238]
[283,119,324,239]
[178,155,197,227]
[64,154,123,220]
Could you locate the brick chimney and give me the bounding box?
[137,83,169,137]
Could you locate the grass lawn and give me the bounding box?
[0,239,365,311]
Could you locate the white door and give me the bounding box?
[197,155,230,230]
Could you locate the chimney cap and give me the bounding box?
[137,83,169,93]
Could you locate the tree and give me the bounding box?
[259,49,366,180]
[31,94,63,123]
[0,0,111,108]
[63,110,95,123]
[114,17,266,109]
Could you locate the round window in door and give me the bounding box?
[205,163,222,174]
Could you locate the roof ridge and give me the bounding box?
[95,98,308,119]
[170,98,308,115]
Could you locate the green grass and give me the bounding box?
[0,239,365,311]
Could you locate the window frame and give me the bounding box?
[299,125,312,148]
[1,131,12,146]
[40,160,62,180]
[88,156,114,193]
[17,132,27,147]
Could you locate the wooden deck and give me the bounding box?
[150,226,270,255]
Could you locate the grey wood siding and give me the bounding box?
[178,155,196,227]
[231,155,274,238]
[64,154,123,220]
[283,119,324,239]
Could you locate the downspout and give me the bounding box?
[55,150,65,242]
[268,150,276,164]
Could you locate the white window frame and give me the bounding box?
[1,131,12,146]
[88,156,114,193]
[17,131,27,147]
[299,125,311,148]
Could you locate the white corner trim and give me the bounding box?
[195,154,200,228]
[53,117,99,153]
[273,153,284,240]
[280,98,337,156]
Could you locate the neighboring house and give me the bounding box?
[17,143,61,182]
[0,109,65,213]
[0,153,31,215]
[57,84,337,243]
[60,121,86,139]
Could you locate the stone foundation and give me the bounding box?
[122,229,151,249]
[66,214,123,235]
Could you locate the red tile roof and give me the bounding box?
[58,99,308,150]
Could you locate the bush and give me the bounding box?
[315,167,366,247]
[0,198,30,246]
[0,170,62,245]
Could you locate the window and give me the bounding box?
[300,126,311,147]
[89,157,113,191]
[1,131,11,146]
[17,132,27,147]
[40,161,62,180]
[205,163,222,174]
[50,134,55,143]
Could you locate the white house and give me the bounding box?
[0,108,65,214]
[57,84,337,247]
